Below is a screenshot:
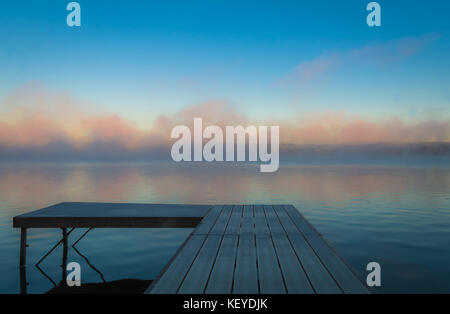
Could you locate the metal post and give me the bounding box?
[62,228,68,286]
[19,228,27,294]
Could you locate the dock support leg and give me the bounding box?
[19,228,27,294]
[61,228,68,286]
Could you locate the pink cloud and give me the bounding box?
[281,113,450,144]
[0,84,448,152]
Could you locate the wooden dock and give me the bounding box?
[13,202,370,294]
[13,202,211,228]
[146,205,369,294]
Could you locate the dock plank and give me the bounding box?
[306,236,370,294]
[270,235,314,294]
[149,235,206,294]
[209,205,233,235]
[267,205,341,293]
[205,235,239,294]
[224,205,243,235]
[178,235,222,294]
[283,205,320,237]
[233,235,258,294]
[280,205,369,293]
[273,205,299,235]
[255,236,286,293]
[254,205,270,236]
[193,205,223,235]
[263,205,286,235]
[240,205,254,235]
[287,233,342,294]
[14,202,211,228]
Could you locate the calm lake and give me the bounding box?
[1,162,449,293]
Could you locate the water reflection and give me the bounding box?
[2,163,448,206]
[0,162,449,293]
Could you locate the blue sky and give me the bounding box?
[0,1,449,141]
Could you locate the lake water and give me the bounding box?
[1,162,449,293]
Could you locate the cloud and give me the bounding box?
[348,33,440,65]
[0,84,248,151]
[281,33,440,84]
[280,113,450,144]
[290,53,338,82]
[0,83,448,160]
[0,84,143,149]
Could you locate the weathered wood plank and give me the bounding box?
[205,235,239,294]
[209,205,233,235]
[178,235,222,294]
[254,205,270,236]
[306,236,370,294]
[273,205,299,235]
[233,235,258,294]
[271,235,314,294]
[14,202,211,228]
[255,236,286,293]
[149,235,206,294]
[280,205,369,293]
[193,205,223,235]
[240,205,254,235]
[270,206,342,293]
[224,205,243,235]
[287,233,342,294]
[283,205,320,237]
[263,205,286,235]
